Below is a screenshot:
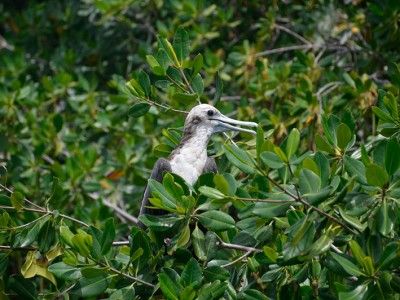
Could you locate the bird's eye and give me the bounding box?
[207,110,214,116]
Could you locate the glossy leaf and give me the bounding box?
[198,210,235,231]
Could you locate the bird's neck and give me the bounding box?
[169,127,212,185]
[182,126,213,150]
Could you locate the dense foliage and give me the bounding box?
[1,0,400,299]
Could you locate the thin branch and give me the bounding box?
[112,240,130,246]
[178,68,201,105]
[255,44,315,57]
[221,250,253,268]
[97,261,155,288]
[142,97,188,114]
[235,197,294,203]
[0,245,36,251]
[102,199,139,224]
[257,169,358,234]
[220,96,256,102]
[179,68,195,94]
[275,24,311,45]
[0,183,43,210]
[255,44,349,58]
[0,203,90,229]
[217,239,262,253]
[316,81,342,98]
[0,244,154,287]
[330,244,343,254]
[0,212,50,231]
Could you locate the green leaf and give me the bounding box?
[37,219,56,253]
[191,73,204,95]
[171,92,197,103]
[286,128,300,159]
[343,156,367,184]
[158,36,179,66]
[146,55,165,75]
[192,54,203,75]
[11,191,24,211]
[71,230,93,257]
[377,242,400,270]
[138,70,151,97]
[8,275,37,300]
[100,218,115,255]
[385,139,400,176]
[203,266,229,281]
[366,163,389,187]
[192,225,206,261]
[263,246,278,262]
[198,210,235,231]
[53,114,63,132]
[223,144,255,174]
[71,275,109,298]
[253,201,292,218]
[336,123,352,150]
[148,179,177,212]
[338,284,368,300]
[20,217,47,247]
[260,151,284,169]
[377,199,394,236]
[338,207,366,232]
[198,186,225,200]
[128,103,150,118]
[315,134,335,154]
[372,106,393,122]
[48,262,81,280]
[343,73,355,88]
[349,240,366,267]
[181,258,202,286]
[331,252,365,277]
[60,225,74,247]
[159,272,180,300]
[299,169,320,194]
[109,287,135,300]
[173,27,190,65]
[177,223,190,248]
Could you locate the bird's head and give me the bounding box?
[183,104,258,136]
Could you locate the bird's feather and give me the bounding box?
[202,157,217,174]
[139,158,171,219]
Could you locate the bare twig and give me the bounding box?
[143,97,188,114]
[0,245,36,251]
[221,250,253,268]
[256,170,358,234]
[0,183,43,211]
[97,261,155,288]
[102,199,139,224]
[330,244,343,254]
[0,192,90,229]
[235,197,294,203]
[217,239,262,253]
[112,240,130,246]
[0,212,50,231]
[255,44,349,57]
[0,243,154,287]
[275,24,311,45]
[255,44,315,57]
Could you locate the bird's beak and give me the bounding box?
[211,114,258,134]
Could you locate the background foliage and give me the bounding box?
[1,0,400,299]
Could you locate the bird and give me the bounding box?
[139,104,258,220]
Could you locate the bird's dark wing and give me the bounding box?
[202,157,218,174]
[139,158,172,218]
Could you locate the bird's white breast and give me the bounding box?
[169,139,208,185]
